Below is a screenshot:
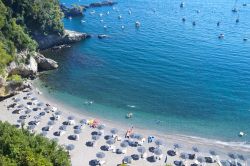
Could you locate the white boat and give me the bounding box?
[180,2,184,8]
[121,25,125,30]
[218,33,224,39]
[81,20,86,23]
[118,15,122,19]
[135,21,141,27]
[69,16,72,20]
[90,10,95,15]
[99,13,103,17]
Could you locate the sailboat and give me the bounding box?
[232,0,238,12]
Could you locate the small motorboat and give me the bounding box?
[232,8,238,12]
[103,25,107,29]
[192,21,196,26]
[238,131,246,137]
[180,2,184,8]
[182,17,186,22]
[236,18,239,23]
[81,20,86,23]
[121,25,125,30]
[243,38,248,41]
[135,21,141,27]
[69,16,72,20]
[118,15,122,19]
[99,13,103,17]
[126,112,133,119]
[107,11,110,15]
[100,19,104,23]
[98,34,108,39]
[90,10,95,15]
[218,33,224,39]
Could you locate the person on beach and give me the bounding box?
[125,126,134,138]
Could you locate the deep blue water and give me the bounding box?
[40,0,250,143]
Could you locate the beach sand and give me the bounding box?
[0,81,249,166]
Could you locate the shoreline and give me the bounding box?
[35,79,250,150]
[0,79,249,165]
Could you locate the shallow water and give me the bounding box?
[40,0,250,144]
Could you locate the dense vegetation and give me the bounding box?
[0,121,71,166]
[0,0,64,76]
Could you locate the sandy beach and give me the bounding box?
[0,80,249,166]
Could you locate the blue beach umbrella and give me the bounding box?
[110,128,118,134]
[96,152,105,159]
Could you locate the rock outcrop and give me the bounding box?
[60,4,85,17]
[33,30,90,50]
[89,1,117,7]
[7,51,38,78]
[34,52,58,71]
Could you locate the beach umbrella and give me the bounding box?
[59,125,67,131]
[17,104,25,108]
[136,134,143,140]
[48,121,55,125]
[92,135,100,141]
[27,92,32,96]
[66,144,75,151]
[209,150,217,156]
[68,116,75,120]
[14,98,21,102]
[97,124,105,130]
[80,119,88,124]
[55,111,62,115]
[106,139,115,145]
[96,152,105,159]
[74,125,82,130]
[180,152,189,159]
[25,109,32,114]
[31,97,38,101]
[153,148,162,156]
[120,141,129,148]
[228,153,237,159]
[130,133,137,139]
[192,146,199,152]
[155,139,164,146]
[123,156,132,164]
[110,128,118,134]
[197,156,206,163]
[27,125,35,130]
[27,102,32,105]
[74,129,81,134]
[237,154,245,161]
[174,143,181,149]
[137,146,146,154]
[44,107,51,111]
[37,102,44,106]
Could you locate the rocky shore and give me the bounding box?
[33,30,90,50]
[0,29,89,99]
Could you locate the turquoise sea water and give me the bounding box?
[40,0,250,144]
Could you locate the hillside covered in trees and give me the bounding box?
[0,0,64,96]
[0,121,71,166]
[0,0,63,76]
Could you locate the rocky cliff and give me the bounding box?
[33,30,90,50]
